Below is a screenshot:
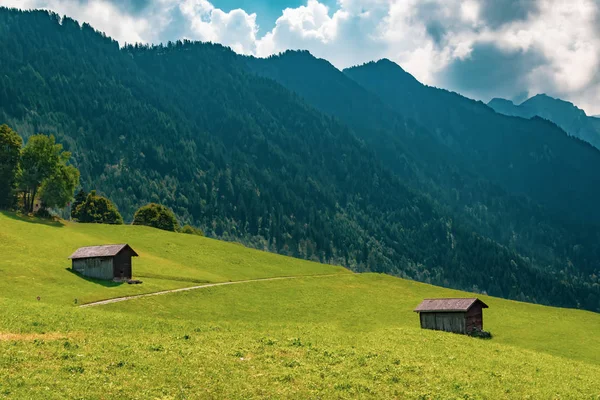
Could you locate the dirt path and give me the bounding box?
[79,274,341,308]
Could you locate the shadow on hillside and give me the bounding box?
[1,211,65,228]
[65,268,124,287]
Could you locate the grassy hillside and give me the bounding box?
[0,212,348,304]
[1,213,599,398]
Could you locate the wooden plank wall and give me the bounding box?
[73,258,114,280]
[420,312,467,334]
[466,305,483,332]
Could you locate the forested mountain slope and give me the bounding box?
[247,51,600,311]
[0,8,599,311]
[345,60,600,225]
[488,94,600,150]
[246,51,451,182]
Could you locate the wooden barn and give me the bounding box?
[68,244,138,281]
[414,298,488,335]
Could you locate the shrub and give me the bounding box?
[468,327,492,339]
[74,190,123,224]
[180,224,204,236]
[34,207,53,219]
[133,203,179,232]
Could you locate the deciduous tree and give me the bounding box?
[75,190,123,224]
[39,164,80,210]
[133,203,179,232]
[20,134,73,213]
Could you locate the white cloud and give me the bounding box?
[256,0,386,67]
[485,0,600,111]
[178,0,258,54]
[1,0,600,114]
[1,0,152,43]
[460,0,480,25]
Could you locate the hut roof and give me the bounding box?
[68,244,138,259]
[414,298,488,313]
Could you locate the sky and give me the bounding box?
[2,0,600,115]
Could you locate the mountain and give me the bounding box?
[248,51,600,309]
[488,94,600,150]
[486,98,523,116]
[246,51,464,194]
[0,8,599,311]
[1,8,448,277]
[344,60,600,225]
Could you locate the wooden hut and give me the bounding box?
[414,298,488,334]
[68,244,138,281]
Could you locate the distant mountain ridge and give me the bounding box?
[248,52,600,311]
[343,59,600,224]
[488,94,600,150]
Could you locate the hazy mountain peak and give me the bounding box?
[254,49,346,75]
[522,93,580,111]
[276,49,317,60]
[374,58,403,68]
[488,94,600,149]
[344,59,422,91]
[367,58,417,78]
[488,98,516,106]
[527,93,551,100]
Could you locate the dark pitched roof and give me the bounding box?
[68,244,138,259]
[414,298,488,313]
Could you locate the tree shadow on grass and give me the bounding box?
[65,268,124,287]
[1,211,65,228]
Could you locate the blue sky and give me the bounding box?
[2,0,599,115]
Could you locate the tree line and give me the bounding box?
[0,124,78,214]
[0,124,200,235]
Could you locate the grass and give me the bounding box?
[1,211,599,399]
[0,212,347,304]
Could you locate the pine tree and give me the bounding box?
[0,124,22,209]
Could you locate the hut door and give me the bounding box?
[123,257,131,279]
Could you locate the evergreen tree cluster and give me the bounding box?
[0,8,598,311]
[0,124,22,209]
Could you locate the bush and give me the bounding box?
[180,224,204,236]
[74,190,123,224]
[133,203,179,232]
[34,207,52,219]
[468,327,492,339]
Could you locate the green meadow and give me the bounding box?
[1,212,599,399]
[0,212,347,304]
